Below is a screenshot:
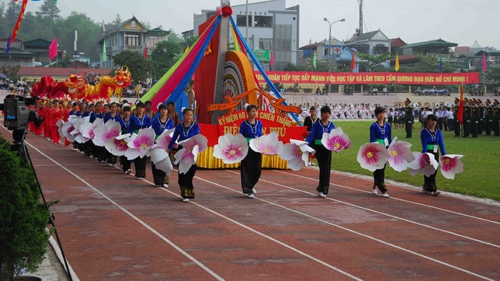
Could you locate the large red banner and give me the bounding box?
[254,71,479,85]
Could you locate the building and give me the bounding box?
[98,16,169,68]
[344,30,391,55]
[192,0,300,71]
[0,38,37,67]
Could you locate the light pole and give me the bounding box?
[323,17,345,92]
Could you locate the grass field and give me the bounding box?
[328,120,500,201]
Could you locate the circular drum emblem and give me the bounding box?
[223,51,257,108]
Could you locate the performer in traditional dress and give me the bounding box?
[303,106,318,166]
[103,102,122,165]
[421,114,446,195]
[306,105,335,198]
[118,104,133,174]
[239,104,263,198]
[151,103,174,187]
[130,101,151,178]
[168,108,200,202]
[369,107,391,198]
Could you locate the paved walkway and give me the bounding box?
[2,123,498,281]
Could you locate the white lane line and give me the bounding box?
[194,172,496,281]
[275,169,500,226]
[26,143,225,281]
[29,143,364,281]
[229,169,500,249]
[275,168,500,225]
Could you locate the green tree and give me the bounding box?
[0,136,50,281]
[151,40,182,78]
[113,50,153,83]
[356,52,391,72]
[1,65,20,81]
[412,54,458,73]
[37,0,61,19]
[485,66,500,84]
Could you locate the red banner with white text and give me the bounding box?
[254,71,479,85]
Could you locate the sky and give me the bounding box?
[22,0,500,48]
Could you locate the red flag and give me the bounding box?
[350,52,356,71]
[143,43,148,58]
[482,52,487,72]
[10,0,28,43]
[49,38,58,60]
[457,85,464,124]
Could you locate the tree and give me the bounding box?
[485,66,500,84]
[412,55,458,73]
[37,0,61,19]
[113,50,153,83]
[356,52,391,72]
[1,65,21,82]
[151,40,182,78]
[0,136,51,281]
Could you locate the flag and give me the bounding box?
[10,0,28,43]
[482,52,487,72]
[439,57,443,73]
[457,85,464,124]
[102,40,107,62]
[395,53,400,71]
[49,37,57,60]
[351,52,356,72]
[312,51,316,69]
[143,43,148,58]
[270,49,274,68]
[4,34,11,56]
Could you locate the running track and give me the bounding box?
[2,125,499,281]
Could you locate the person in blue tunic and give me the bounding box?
[239,104,263,198]
[421,114,446,196]
[168,108,200,202]
[118,104,133,174]
[102,102,123,165]
[369,106,391,198]
[306,105,335,198]
[130,101,151,178]
[151,103,174,187]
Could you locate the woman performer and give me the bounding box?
[369,106,391,198]
[151,103,174,187]
[103,102,122,165]
[306,105,335,198]
[167,108,200,202]
[130,101,151,178]
[118,104,133,174]
[239,104,263,198]
[421,114,446,196]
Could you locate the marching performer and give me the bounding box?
[421,114,446,195]
[130,101,151,178]
[151,103,174,187]
[239,104,263,198]
[168,108,200,202]
[369,107,391,197]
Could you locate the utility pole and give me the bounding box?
[359,0,363,35]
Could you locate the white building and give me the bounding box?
[192,0,300,70]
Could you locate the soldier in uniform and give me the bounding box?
[463,98,471,137]
[404,98,414,138]
[493,99,500,136]
[485,99,494,136]
[453,98,461,137]
[477,99,485,135]
[471,99,479,138]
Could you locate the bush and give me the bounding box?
[0,136,50,281]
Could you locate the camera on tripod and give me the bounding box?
[1,94,43,131]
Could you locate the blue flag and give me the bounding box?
[439,57,443,73]
[4,34,11,56]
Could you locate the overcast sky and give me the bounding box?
[24,0,500,48]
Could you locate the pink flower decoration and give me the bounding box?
[408,152,439,177]
[213,133,249,164]
[150,147,173,174]
[174,134,208,174]
[93,120,121,147]
[439,154,464,180]
[357,142,389,172]
[153,128,176,150]
[249,132,283,155]
[387,137,415,172]
[125,128,155,160]
[105,134,130,156]
[279,139,316,170]
[321,127,351,152]
[61,120,76,142]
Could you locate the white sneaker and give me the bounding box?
[182,198,190,202]
[162,184,169,188]
[318,192,326,198]
[382,192,390,198]
[372,188,378,195]
[252,188,257,194]
[124,169,132,174]
[247,193,255,198]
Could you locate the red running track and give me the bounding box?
[2,126,499,281]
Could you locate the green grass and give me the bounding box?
[329,121,500,201]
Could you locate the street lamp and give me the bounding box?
[323,17,345,92]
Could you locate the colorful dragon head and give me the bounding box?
[114,66,132,88]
